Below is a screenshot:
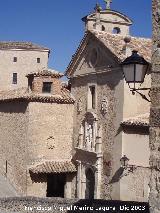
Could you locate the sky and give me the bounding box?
[0,0,151,73]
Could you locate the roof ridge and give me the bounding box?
[90,30,151,41]
[26,68,64,78]
[0,41,50,51]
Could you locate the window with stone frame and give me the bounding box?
[88,85,96,110]
[13,57,17,62]
[12,73,17,84]
[42,82,52,93]
[37,58,40,63]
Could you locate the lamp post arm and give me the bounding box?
[131,89,151,102]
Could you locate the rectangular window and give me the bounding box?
[42,82,52,93]
[88,85,96,109]
[37,58,40,63]
[12,73,17,84]
[13,57,17,62]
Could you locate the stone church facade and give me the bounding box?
[66,6,151,201]
[0,3,152,202]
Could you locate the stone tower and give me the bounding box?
[82,2,132,35]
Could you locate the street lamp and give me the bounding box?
[120,155,129,168]
[121,50,150,102]
[120,155,135,173]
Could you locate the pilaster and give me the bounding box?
[150,0,160,211]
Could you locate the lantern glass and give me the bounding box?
[123,64,135,83]
[121,50,149,86]
[135,64,148,83]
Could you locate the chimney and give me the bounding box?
[122,36,132,56]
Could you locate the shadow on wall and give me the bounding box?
[71,70,124,91]
[109,167,124,184]
[0,101,28,114]
[29,172,46,184]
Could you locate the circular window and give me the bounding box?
[90,48,98,67]
[112,27,121,34]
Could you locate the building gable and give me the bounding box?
[66,32,119,78]
[66,30,151,79]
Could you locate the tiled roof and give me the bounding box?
[65,30,151,76]
[26,68,64,78]
[0,41,50,51]
[29,161,77,174]
[0,87,74,104]
[92,30,151,62]
[121,113,149,127]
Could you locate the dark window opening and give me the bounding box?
[37,58,40,63]
[47,174,66,197]
[13,57,17,62]
[42,82,52,93]
[89,86,95,109]
[12,73,17,84]
[112,27,121,34]
[102,25,105,31]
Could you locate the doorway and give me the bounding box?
[85,168,95,199]
[46,173,66,197]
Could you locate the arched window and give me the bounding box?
[112,27,121,34]
[85,168,95,199]
[102,25,105,31]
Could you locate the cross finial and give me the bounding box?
[94,3,102,12]
[104,0,112,10]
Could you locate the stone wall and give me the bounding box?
[149,0,160,212]
[27,102,75,197]
[0,50,48,91]
[0,101,29,195]
[0,99,75,198]
[32,76,61,95]
[123,74,151,119]
[120,167,151,202]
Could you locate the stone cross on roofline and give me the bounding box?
[104,0,112,10]
[94,3,102,12]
